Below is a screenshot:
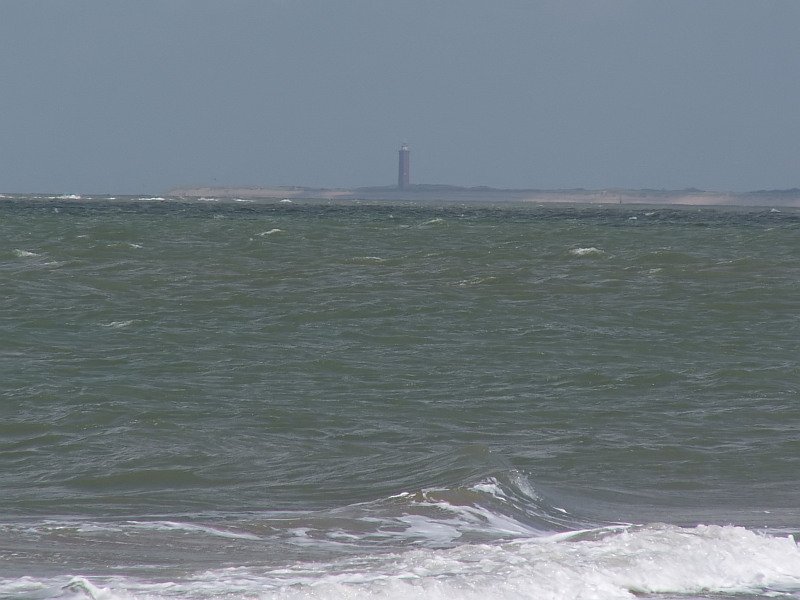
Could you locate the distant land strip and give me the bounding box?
[167,185,800,207]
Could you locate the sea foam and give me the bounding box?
[13,525,798,600]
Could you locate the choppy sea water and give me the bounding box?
[1,196,799,600]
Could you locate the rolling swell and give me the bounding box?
[0,466,600,583]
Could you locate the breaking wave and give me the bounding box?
[2,473,798,599]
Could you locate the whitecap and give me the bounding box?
[569,247,604,257]
[13,249,39,258]
[107,242,142,249]
[57,194,82,200]
[457,276,496,287]
[258,229,284,236]
[420,218,445,226]
[62,577,115,600]
[100,320,134,329]
[280,198,293,203]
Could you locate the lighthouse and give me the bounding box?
[398,144,410,189]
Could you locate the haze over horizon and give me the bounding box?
[2,1,799,195]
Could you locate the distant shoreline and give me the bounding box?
[3,186,800,207]
[166,184,800,207]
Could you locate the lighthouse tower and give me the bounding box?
[398,144,410,189]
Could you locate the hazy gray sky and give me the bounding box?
[2,1,799,194]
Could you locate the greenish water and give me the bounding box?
[1,198,799,599]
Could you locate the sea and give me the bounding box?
[1,195,799,600]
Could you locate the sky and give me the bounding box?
[1,0,800,194]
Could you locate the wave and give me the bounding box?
[1,452,798,599]
[5,522,799,600]
[1,472,798,599]
[126,520,262,540]
[0,472,582,551]
[220,525,800,599]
